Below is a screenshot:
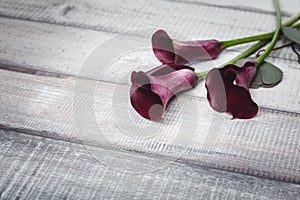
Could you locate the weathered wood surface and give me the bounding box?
[0,0,300,198]
[1,129,300,199]
[1,69,300,183]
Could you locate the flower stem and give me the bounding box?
[220,10,300,48]
[197,6,293,80]
[196,71,208,79]
[196,40,270,79]
[284,11,300,26]
[221,40,270,67]
[255,0,281,65]
[196,41,271,79]
[220,33,273,48]
[291,23,300,29]
[220,23,300,66]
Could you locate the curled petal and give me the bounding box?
[205,60,258,119]
[149,69,198,105]
[205,68,227,112]
[152,30,175,64]
[147,63,194,76]
[130,64,198,120]
[130,83,164,120]
[173,39,223,63]
[152,30,223,64]
[227,86,258,119]
[226,60,257,89]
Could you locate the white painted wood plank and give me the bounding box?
[170,0,300,15]
[0,69,300,183]
[0,0,297,36]
[0,17,113,76]
[1,130,300,199]
[0,0,299,185]
[0,0,297,46]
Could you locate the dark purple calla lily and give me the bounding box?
[205,60,258,119]
[152,30,224,64]
[130,64,199,120]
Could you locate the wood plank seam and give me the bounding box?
[1,125,300,185]
[1,115,300,184]
[0,63,299,117]
[0,13,123,34]
[1,45,298,76]
[0,0,299,189]
[1,130,300,199]
[0,0,293,35]
[0,73,299,182]
[161,0,292,16]
[0,64,66,78]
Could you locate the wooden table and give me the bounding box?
[0,0,300,199]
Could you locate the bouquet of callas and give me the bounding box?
[130,0,300,120]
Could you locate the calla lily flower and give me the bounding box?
[130,64,199,120]
[152,30,224,64]
[205,60,258,119]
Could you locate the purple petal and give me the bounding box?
[205,60,258,119]
[173,39,223,63]
[130,83,164,120]
[149,69,198,105]
[147,64,194,76]
[205,68,227,112]
[152,30,175,64]
[227,86,258,119]
[131,71,138,83]
[130,66,198,120]
[152,30,224,64]
[227,60,257,89]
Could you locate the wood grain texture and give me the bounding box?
[0,69,300,183]
[0,0,300,196]
[164,0,300,15]
[0,0,297,35]
[1,129,300,199]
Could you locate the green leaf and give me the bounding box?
[282,26,300,44]
[250,61,283,88]
[250,72,263,89]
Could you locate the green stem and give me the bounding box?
[221,23,300,66]
[196,71,209,79]
[196,40,270,79]
[284,11,300,26]
[290,23,300,29]
[220,33,273,47]
[220,11,300,48]
[221,40,270,67]
[255,0,281,65]
[197,6,294,79]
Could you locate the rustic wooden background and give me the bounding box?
[0,0,300,199]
